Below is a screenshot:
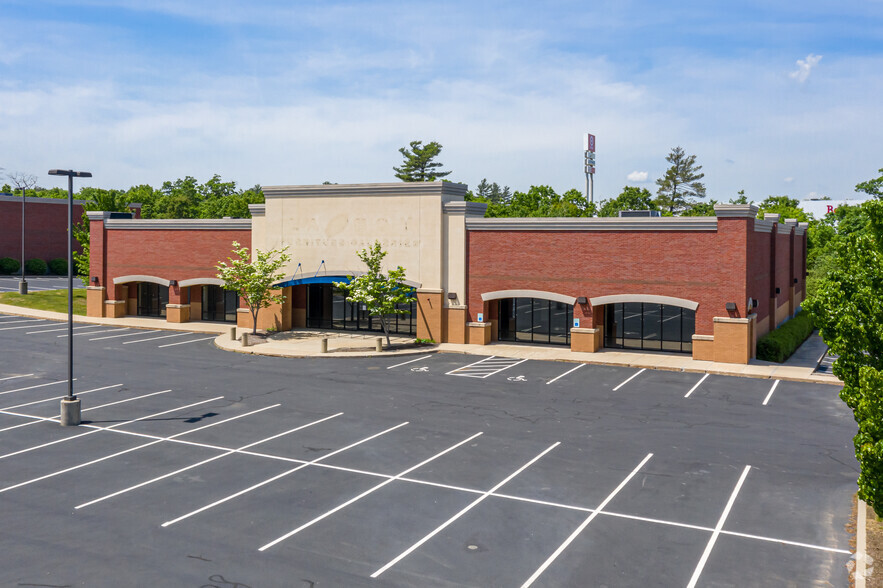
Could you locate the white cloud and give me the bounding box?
[627,171,649,182]
[790,54,822,83]
[784,177,794,183]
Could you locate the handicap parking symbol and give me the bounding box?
[507,375,527,382]
[411,366,429,372]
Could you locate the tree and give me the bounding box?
[334,241,414,346]
[655,146,706,214]
[757,195,812,222]
[393,140,451,182]
[803,173,883,515]
[856,167,883,199]
[216,241,291,335]
[598,186,656,217]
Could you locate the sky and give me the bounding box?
[1,0,882,203]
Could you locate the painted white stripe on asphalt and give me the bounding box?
[521,453,654,587]
[0,322,51,331]
[0,384,123,411]
[546,363,585,385]
[122,332,191,344]
[684,373,710,398]
[371,442,560,578]
[157,336,216,348]
[59,328,129,338]
[0,395,220,462]
[260,432,484,551]
[762,380,780,406]
[0,319,45,325]
[162,421,409,527]
[685,465,751,588]
[26,325,106,335]
[0,379,73,397]
[89,330,159,341]
[612,368,645,391]
[720,529,851,555]
[0,400,270,495]
[386,355,434,369]
[76,412,343,509]
[0,373,34,382]
[446,356,529,379]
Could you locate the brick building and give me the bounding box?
[85,182,808,364]
[0,194,86,265]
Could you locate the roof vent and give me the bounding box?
[618,210,661,217]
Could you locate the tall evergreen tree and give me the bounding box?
[393,140,451,182]
[655,146,706,213]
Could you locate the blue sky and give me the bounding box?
[2,0,882,203]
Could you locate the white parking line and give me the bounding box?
[0,384,123,411]
[90,330,158,341]
[386,355,434,369]
[762,380,780,406]
[0,322,51,331]
[26,325,106,335]
[371,442,560,578]
[260,431,484,551]
[122,332,191,345]
[684,373,710,398]
[0,379,73,397]
[0,373,34,382]
[446,356,529,379]
[161,421,409,527]
[76,412,343,510]
[157,336,216,348]
[0,319,45,325]
[612,368,645,391]
[546,363,585,385]
[0,396,220,462]
[0,401,274,495]
[59,328,129,338]
[685,465,751,588]
[0,389,171,433]
[521,452,653,587]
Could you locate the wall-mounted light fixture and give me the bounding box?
[576,296,588,305]
[90,276,98,284]
[447,293,457,300]
[775,287,781,294]
[725,302,737,311]
[793,278,798,284]
[753,299,759,308]
[169,280,178,287]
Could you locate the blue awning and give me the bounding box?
[273,275,351,288]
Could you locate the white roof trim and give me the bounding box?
[113,275,171,287]
[178,277,225,288]
[589,293,699,311]
[481,289,577,305]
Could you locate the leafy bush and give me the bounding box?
[0,257,20,275]
[24,258,48,275]
[48,258,67,276]
[756,310,815,363]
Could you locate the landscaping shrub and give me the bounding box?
[24,258,48,276]
[48,258,67,276]
[756,310,815,363]
[0,257,20,275]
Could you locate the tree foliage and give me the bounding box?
[393,140,451,182]
[803,176,883,514]
[757,195,812,222]
[216,241,291,335]
[655,146,706,214]
[598,186,656,217]
[333,241,414,346]
[71,188,132,279]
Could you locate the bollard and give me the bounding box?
[321,338,328,353]
[18,280,28,295]
[228,326,237,341]
[242,332,251,347]
[376,337,383,352]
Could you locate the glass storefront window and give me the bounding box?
[306,284,416,335]
[604,302,695,353]
[202,284,239,322]
[497,297,572,346]
[137,283,168,317]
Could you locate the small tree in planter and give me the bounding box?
[216,241,290,335]
[335,241,414,347]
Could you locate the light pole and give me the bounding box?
[48,169,92,427]
[19,186,27,295]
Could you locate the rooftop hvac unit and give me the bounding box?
[618,210,661,217]
[108,212,134,219]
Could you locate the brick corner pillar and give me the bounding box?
[86,286,106,317]
[237,307,253,330]
[570,328,601,352]
[416,289,444,342]
[711,316,753,364]
[238,287,291,332]
[86,211,109,292]
[444,305,467,344]
[127,203,142,219]
[166,283,190,323]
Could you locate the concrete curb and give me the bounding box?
[213,332,439,358]
[857,498,867,588]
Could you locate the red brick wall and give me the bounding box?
[0,198,84,264]
[747,228,771,324]
[91,225,250,299]
[775,228,792,303]
[467,219,753,337]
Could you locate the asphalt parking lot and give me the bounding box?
[0,275,84,292]
[0,312,857,587]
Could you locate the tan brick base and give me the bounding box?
[105,300,126,318]
[570,327,602,352]
[691,335,714,361]
[86,287,106,317]
[416,289,443,342]
[712,316,754,364]
[166,304,191,323]
[444,306,467,344]
[467,322,492,345]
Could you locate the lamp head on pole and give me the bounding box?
[48,169,92,178]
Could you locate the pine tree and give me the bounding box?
[655,146,706,214]
[393,140,451,182]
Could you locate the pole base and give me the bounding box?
[18,280,27,295]
[60,397,81,426]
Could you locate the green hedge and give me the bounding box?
[48,258,67,275]
[0,257,20,275]
[25,258,47,275]
[756,310,815,363]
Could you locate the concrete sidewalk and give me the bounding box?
[0,302,841,385]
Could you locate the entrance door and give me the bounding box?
[306,284,416,334]
[137,283,168,317]
[496,298,572,346]
[604,302,694,353]
[202,285,238,322]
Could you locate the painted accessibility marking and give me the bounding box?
[446,356,528,379]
